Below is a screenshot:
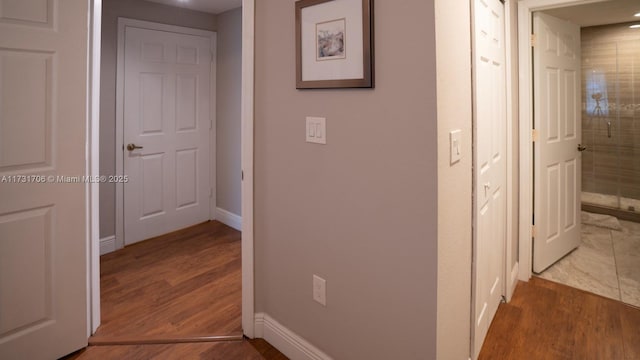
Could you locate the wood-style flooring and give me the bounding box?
[62,338,288,360]
[92,220,242,340]
[479,276,640,360]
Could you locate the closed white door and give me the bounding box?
[0,0,88,358]
[533,12,581,273]
[123,26,212,245]
[472,0,506,357]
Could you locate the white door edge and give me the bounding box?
[88,0,102,335]
[241,0,256,338]
[503,0,516,302]
[515,0,608,282]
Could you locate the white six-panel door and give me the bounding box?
[0,0,88,358]
[533,12,581,273]
[472,0,507,357]
[123,26,212,245]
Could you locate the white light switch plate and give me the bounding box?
[306,117,326,144]
[313,274,326,306]
[450,129,462,164]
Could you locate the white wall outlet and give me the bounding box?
[306,117,326,144]
[450,129,462,164]
[313,274,327,306]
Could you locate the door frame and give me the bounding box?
[516,0,606,282]
[88,0,257,338]
[115,18,217,249]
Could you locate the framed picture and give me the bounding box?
[295,0,374,89]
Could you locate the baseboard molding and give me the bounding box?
[507,261,519,301]
[100,235,116,255]
[254,313,333,360]
[215,207,242,231]
[511,261,519,285]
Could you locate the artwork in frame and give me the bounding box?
[295,0,374,89]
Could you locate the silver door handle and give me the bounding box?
[607,121,612,138]
[126,143,143,151]
[578,144,587,152]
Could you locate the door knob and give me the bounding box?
[126,143,143,151]
[577,144,587,152]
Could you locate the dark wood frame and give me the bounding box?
[295,0,374,89]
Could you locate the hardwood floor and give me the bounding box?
[62,339,288,360]
[93,221,242,340]
[479,276,640,360]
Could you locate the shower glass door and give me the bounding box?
[582,37,640,216]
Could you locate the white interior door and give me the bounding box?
[472,0,506,357]
[123,26,212,245]
[0,0,88,358]
[532,12,581,273]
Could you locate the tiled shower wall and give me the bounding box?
[582,24,640,203]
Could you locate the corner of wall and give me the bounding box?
[435,0,473,359]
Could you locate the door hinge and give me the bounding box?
[531,34,537,47]
[532,129,538,142]
[531,224,536,238]
[210,51,215,63]
[241,170,244,181]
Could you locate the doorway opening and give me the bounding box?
[91,0,254,344]
[518,0,640,309]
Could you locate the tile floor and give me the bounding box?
[537,211,640,308]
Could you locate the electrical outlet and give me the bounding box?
[313,275,326,306]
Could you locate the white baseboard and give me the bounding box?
[254,313,333,360]
[215,207,242,231]
[511,261,519,284]
[506,261,519,301]
[100,235,116,255]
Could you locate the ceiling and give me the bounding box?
[144,0,242,14]
[543,0,640,27]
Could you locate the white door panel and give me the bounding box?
[0,0,88,358]
[533,12,581,273]
[472,0,506,358]
[123,26,212,245]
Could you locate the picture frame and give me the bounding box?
[295,0,374,89]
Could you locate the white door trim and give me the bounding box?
[516,0,606,282]
[503,0,516,302]
[89,0,256,339]
[115,18,217,250]
[241,0,256,338]
[88,0,102,335]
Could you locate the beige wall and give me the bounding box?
[99,0,217,237]
[216,7,242,216]
[254,0,438,358]
[435,0,473,358]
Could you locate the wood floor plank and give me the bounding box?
[479,277,640,360]
[93,221,242,339]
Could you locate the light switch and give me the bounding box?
[306,117,326,144]
[450,129,462,164]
